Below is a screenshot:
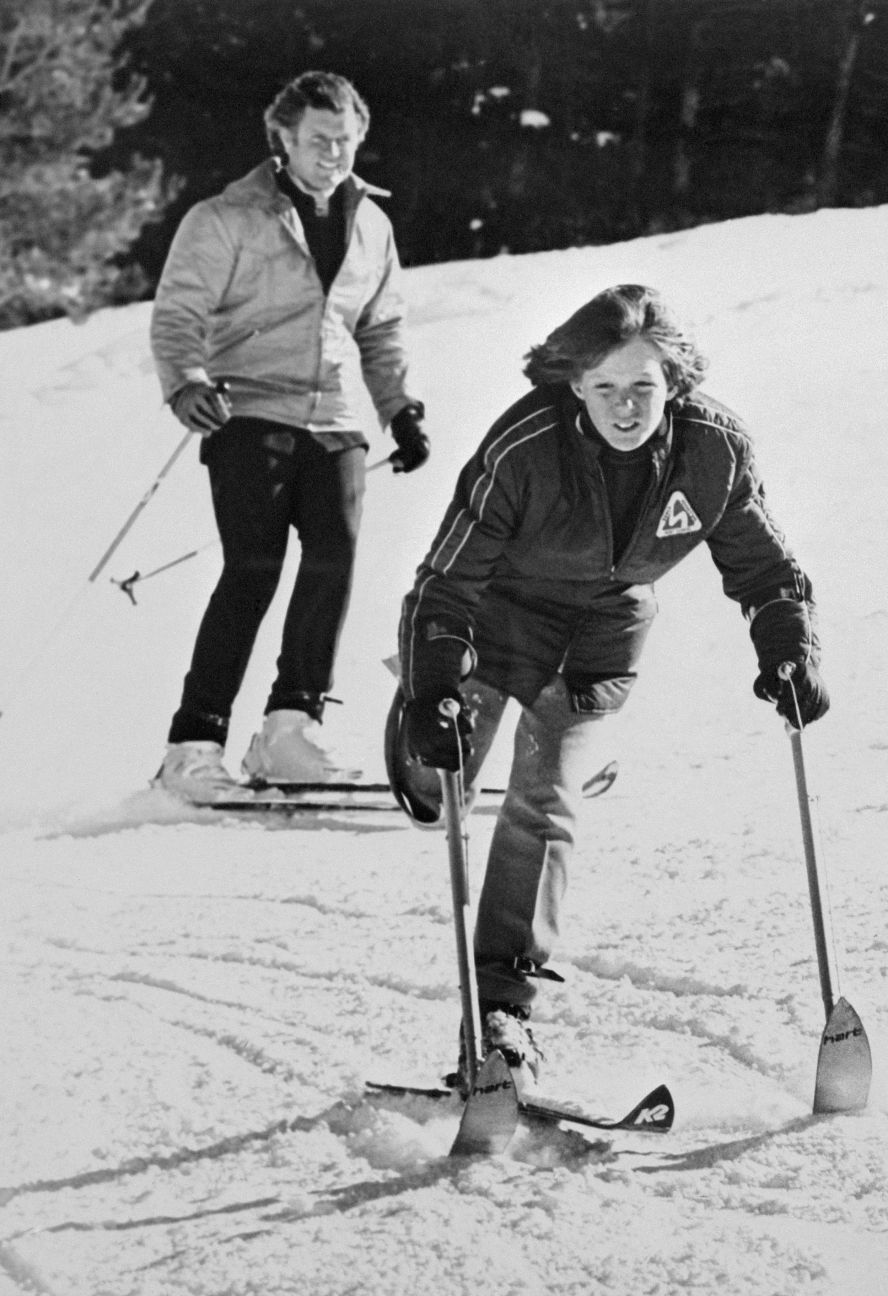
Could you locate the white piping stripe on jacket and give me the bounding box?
[682,412,796,565]
[405,406,558,693]
[432,411,558,576]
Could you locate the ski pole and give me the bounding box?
[87,431,194,583]
[438,699,484,1089]
[87,381,229,584]
[111,539,220,604]
[3,423,195,719]
[780,686,836,1017]
[777,663,872,1112]
[114,443,394,597]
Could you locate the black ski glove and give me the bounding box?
[748,582,827,728]
[753,661,830,729]
[404,690,474,770]
[170,381,232,435]
[390,403,430,473]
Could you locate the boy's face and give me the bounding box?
[571,337,675,451]
[279,104,364,197]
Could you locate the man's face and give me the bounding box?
[279,104,364,196]
[571,337,675,451]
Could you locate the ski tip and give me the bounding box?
[607,1083,675,1132]
[519,1081,675,1134]
[582,760,619,798]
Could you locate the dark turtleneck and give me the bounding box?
[274,164,346,295]
[579,409,653,563]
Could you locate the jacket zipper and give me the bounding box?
[593,462,617,576]
[596,444,667,579]
[211,187,367,405]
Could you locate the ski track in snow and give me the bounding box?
[2,208,888,1294]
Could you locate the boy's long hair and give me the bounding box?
[523,284,708,398]
[264,71,370,157]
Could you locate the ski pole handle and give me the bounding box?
[777,660,804,732]
[438,697,467,778]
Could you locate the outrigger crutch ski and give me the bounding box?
[778,664,872,1114]
[438,708,520,1156]
[436,701,674,1156]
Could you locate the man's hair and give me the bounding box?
[523,284,708,398]
[264,71,370,155]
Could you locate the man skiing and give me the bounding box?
[151,70,427,802]
[387,283,829,1092]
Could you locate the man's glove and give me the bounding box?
[390,403,430,473]
[170,381,232,435]
[404,690,473,770]
[753,661,830,729]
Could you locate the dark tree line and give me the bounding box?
[5,0,888,325]
[110,0,888,283]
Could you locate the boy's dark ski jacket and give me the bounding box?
[399,385,818,712]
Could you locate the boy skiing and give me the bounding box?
[388,283,828,1091]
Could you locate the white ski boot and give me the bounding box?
[241,709,361,785]
[155,741,244,803]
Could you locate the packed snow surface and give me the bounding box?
[2,207,887,1295]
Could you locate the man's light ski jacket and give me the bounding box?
[150,161,415,433]
[400,386,817,711]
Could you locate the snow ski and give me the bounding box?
[189,760,618,815]
[367,1077,674,1134]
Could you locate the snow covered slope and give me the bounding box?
[1,207,887,1295]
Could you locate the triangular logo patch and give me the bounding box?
[656,491,702,538]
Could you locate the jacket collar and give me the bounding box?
[573,397,673,471]
[221,161,390,211]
